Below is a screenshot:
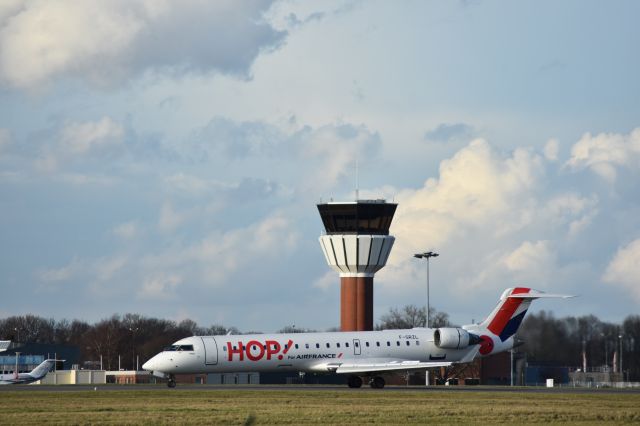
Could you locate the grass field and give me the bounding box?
[1,387,639,425]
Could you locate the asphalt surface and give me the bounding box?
[1,384,639,394]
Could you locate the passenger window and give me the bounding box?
[305,343,309,349]
[345,342,350,348]
[416,341,420,346]
[223,346,227,351]
[406,341,410,346]
[233,346,237,350]
[376,342,380,347]
[316,343,320,349]
[365,342,370,347]
[387,341,390,347]
[295,344,299,349]
[355,341,359,347]
[284,344,288,349]
[326,343,330,348]
[337,343,341,348]
[396,341,400,346]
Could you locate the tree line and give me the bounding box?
[0,314,237,371]
[1,309,638,380]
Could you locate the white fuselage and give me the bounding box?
[0,372,38,385]
[142,328,487,375]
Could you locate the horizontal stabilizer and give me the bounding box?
[508,291,575,299]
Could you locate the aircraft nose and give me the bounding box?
[142,357,157,372]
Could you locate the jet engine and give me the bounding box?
[434,328,482,349]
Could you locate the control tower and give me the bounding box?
[317,200,397,331]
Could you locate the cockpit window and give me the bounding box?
[163,344,194,352]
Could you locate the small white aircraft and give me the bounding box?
[0,359,57,385]
[143,287,572,388]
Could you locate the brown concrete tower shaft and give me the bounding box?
[340,276,374,331]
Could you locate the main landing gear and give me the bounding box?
[347,375,362,388]
[347,375,386,389]
[369,376,385,389]
[167,375,176,388]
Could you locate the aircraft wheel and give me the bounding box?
[347,375,363,388]
[370,376,385,389]
[167,376,176,388]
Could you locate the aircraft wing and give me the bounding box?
[316,358,453,374]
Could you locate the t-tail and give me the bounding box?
[465,287,574,357]
[29,359,57,380]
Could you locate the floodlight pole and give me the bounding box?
[15,352,20,380]
[413,251,439,328]
[510,350,514,386]
[414,251,439,387]
[619,334,623,377]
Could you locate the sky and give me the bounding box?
[1,0,639,332]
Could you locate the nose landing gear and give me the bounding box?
[167,374,176,388]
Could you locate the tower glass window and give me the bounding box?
[317,201,397,235]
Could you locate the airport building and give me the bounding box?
[0,341,78,372]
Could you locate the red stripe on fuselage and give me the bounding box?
[486,287,530,335]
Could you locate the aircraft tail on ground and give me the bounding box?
[29,359,57,380]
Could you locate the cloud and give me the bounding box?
[0,128,9,153]
[34,117,125,173]
[94,256,128,283]
[603,239,640,302]
[391,139,543,257]
[37,214,299,297]
[38,258,82,282]
[158,202,188,233]
[313,271,337,291]
[38,255,125,283]
[195,117,283,160]
[139,212,300,293]
[113,221,139,240]
[191,117,381,194]
[544,138,559,161]
[543,193,598,237]
[566,128,640,182]
[501,240,557,284]
[59,117,124,156]
[138,274,182,301]
[424,122,474,143]
[374,138,604,301]
[284,11,326,28]
[0,0,285,89]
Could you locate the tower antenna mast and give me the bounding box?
[355,157,359,201]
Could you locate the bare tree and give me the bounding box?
[377,305,451,330]
[277,326,315,334]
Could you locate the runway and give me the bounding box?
[1,383,638,394]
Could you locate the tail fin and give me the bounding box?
[29,359,56,379]
[480,287,573,342]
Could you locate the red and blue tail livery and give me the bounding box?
[480,287,574,343]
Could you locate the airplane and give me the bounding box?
[0,359,57,385]
[143,287,573,388]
